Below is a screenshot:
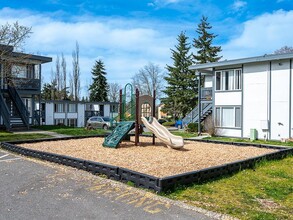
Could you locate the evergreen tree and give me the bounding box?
[193,16,222,64]
[89,59,109,102]
[41,83,57,100]
[161,32,197,119]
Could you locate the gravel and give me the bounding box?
[20,137,277,177]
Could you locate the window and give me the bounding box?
[54,119,64,125]
[110,104,118,113]
[215,69,242,91]
[12,65,27,78]
[67,119,77,127]
[215,106,241,128]
[68,104,77,113]
[141,103,151,117]
[54,103,64,113]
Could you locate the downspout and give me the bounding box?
[198,71,201,136]
[289,59,292,138]
[241,64,244,138]
[268,61,272,140]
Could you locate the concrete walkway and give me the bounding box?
[0,149,230,220]
[12,129,72,138]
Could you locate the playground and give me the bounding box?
[12,84,279,178]
[19,136,277,177]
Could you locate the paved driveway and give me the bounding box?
[0,150,222,220]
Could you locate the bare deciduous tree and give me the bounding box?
[61,53,67,99]
[72,41,80,101]
[131,62,164,98]
[0,22,32,52]
[274,46,293,54]
[0,22,32,87]
[108,83,120,102]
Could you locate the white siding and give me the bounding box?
[215,92,242,106]
[242,63,269,139]
[77,103,85,127]
[54,113,66,119]
[217,128,241,137]
[45,103,54,125]
[104,105,110,117]
[270,60,290,140]
[204,75,213,88]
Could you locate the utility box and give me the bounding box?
[250,129,258,141]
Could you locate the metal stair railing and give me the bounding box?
[182,105,199,126]
[7,86,29,128]
[182,103,213,126]
[0,92,11,130]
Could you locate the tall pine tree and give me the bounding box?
[161,32,197,119]
[89,60,109,102]
[193,16,222,64]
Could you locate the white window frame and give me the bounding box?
[68,104,77,113]
[12,64,27,78]
[54,103,65,113]
[67,118,77,127]
[215,69,242,91]
[215,106,241,128]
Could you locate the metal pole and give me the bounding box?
[152,90,156,145]
[135,88,139,146]
[119,89,122,121]
[198,72,201,136]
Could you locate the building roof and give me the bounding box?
[190,52,293,72]
[11,51,52,64]
[0,44,52,64]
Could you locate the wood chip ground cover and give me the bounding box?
[20,137,277,177]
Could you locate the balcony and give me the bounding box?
[201,87,212,101]
[12,78,40,91]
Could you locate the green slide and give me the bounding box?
[103,121,135,148]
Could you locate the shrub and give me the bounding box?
[186,123,203,133]
[162,121,175,127]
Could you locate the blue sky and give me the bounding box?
[0,0,292,97]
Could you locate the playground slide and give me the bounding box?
[141,117,184,149]
[103,121,135,148]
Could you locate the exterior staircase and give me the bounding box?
[7,86,30,129]
[182,103,213,126]
[0,92,11,130]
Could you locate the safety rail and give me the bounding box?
[182,103,213,126]
[7,86,29,128]
[0,92,11,130]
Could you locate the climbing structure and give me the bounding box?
[103,83,156,148]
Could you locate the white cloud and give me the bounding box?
[148,0,181,8]
[0,7,175,96]
[231,0,247,11]
[222,10,293,59]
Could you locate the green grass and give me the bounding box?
[204,136,293,147]
[33,125,109,136]
[165,156,293,220]
[171,131,198,138]
[143,130,198,138]
[0,131,52,142]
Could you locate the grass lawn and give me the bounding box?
[0,131,52,142]
[171,131,198,138]
[204,136,293,147]
[33,125,109,136]
[165,156,293,220]
[143,130,198,138]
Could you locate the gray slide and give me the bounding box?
[141,116,184,149]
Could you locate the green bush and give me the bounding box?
[162,121,175,127]
[186,123,203,133]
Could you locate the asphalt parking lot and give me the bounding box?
[0,149,217,220]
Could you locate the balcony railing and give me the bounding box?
[11,78,40,90]
[201,87,212,101]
